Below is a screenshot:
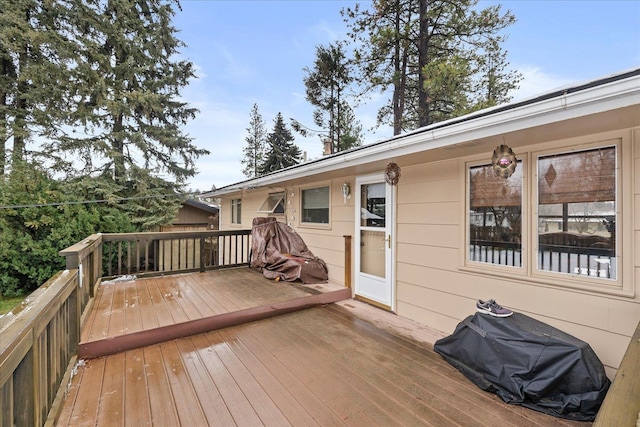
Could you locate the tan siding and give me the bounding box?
[397,201,460,225]
[397,243,459,271]
[215,124,640,375]
[395,300,460,338]
[397,223,459,249]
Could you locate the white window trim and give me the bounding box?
[299,183,331,228]
[230,198,242,226]
[257,192,286,215]
[460,130,633,298]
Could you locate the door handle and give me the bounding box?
[385,234,391,249]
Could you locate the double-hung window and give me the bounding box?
[231,198,242,225]
[301,186,330,224]
[467,141,620,290]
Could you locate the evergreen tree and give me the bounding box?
[42,0,208,224]
[241,103,266,178]
[342,0,521,134]
[0,0,76,175]
[259,113,301,175]
[0,162,135,296]
[303,42,361,153]
[336,101,363,152]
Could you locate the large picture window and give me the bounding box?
[466,142,620,289]
[468,161,523,267]
[301,186,330,224]
[537,147,616,279]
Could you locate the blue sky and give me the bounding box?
[172,0,640,192]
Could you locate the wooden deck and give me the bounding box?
[54,268,589,426]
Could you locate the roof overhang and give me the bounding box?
[202,68,640,198]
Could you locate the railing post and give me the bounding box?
[200,233,206,273]
[343,235,352,288]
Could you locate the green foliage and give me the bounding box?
[0,295,24,315]
[342,0,522,134]
[1,0,207,219]
[241,103,267,178]
[303,42,362,153]
[0,163,137,296]
[259,113,301,175]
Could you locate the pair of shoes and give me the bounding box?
[476,299,513,317]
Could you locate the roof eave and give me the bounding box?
[201,69,640,198]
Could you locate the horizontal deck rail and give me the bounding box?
[59,229,252,283]
[0,270,81,427]
[1,229,253,426]
[593,319,640,426]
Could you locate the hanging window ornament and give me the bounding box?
[385,162,401,186]
[492,144,517,179]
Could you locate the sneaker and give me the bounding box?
[476,299,513,317]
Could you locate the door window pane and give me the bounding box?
[360,230,385,277]
[360,183,385,227]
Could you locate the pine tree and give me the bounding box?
[241,103,266,178]
[342,0,521,134]
[41,0,208,227]
[303,42,362,154]
[0,0,76,175]
[259,113,301,175]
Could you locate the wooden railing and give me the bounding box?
[60,229,252,280]
[0,270,81,427]
[593,319,640,426]
[1,229,252,426]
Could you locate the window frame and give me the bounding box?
[531,142,620,287]
[465,156,528,274]
[231,198,242,225]
[462,133,632,297]
[299,184,331,227]
[257,192,286,215]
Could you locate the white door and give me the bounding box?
[354,174,394,310]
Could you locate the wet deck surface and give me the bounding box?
[81,268,329,343]
[56,269,590,426]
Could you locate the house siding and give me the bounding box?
[215,97,640,378]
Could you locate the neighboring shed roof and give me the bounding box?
[183,199,219,214]
[202,68,640,198]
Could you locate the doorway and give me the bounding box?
[354,174,394,310]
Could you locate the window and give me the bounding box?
[301,186,330,224]
[468,161,523,267]
[231,198,242,224]
[537,147,616,279]
[257,192,285,214]
[466,142,620,288]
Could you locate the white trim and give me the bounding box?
[203,71,640,198]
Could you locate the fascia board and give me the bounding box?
[203,74,640,198]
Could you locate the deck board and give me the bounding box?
[96,352,124,426]
[57,268,591,426]
[82,269,315,343]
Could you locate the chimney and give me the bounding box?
[323,138,332,155]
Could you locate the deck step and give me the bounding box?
[78,287,351,359]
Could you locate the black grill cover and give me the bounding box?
[433,312,610,421]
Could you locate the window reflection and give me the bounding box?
[360,183,385,227]
[468,162,522,266]
[537,147,616,279]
